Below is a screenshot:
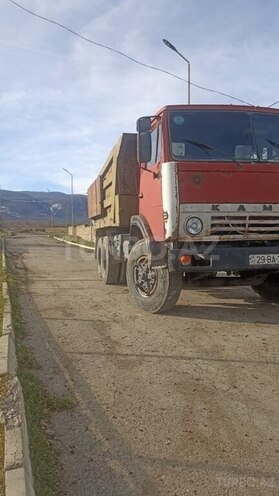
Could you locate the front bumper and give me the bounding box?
[169,243,279,272]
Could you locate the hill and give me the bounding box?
[0,189,88,226]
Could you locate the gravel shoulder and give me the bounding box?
[6,233,279,496]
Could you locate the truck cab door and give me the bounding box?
[139,123,164,240]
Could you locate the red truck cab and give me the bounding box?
[126,105,279,311]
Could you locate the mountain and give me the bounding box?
[0,189,89,225]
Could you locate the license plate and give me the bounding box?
[249,254,279,265]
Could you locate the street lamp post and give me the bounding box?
[63,168,74,227]
[65,206,68,229]
[46,189,53,235]
[162,39,191,105]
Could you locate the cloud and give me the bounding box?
[1,0,279,192]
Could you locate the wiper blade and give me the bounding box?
[182,138,242,169]
[181,139,212,159]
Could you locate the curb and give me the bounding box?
[0,238,35,496]
[53,236,95,251]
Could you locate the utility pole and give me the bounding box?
[163,39,191,105]
[46,189,53,235]
[63,168,74,227]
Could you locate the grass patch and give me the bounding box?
[7,273,73,496]
[0,239,5,496]
[45,227,68,236]
[0,376,10,496]
[0,246,4,336]
[0,423,4,496]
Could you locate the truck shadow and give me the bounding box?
[167,287,279,326]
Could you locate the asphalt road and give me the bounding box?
[6,234,279,495]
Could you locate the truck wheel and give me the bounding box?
[97,237,103,279]
[102,236,120,284]
[252,274,279,302]
[118,261,127,285]
[126,239,182,313]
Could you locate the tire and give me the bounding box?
[118,261,127,285]
[126,239,182,313]
[97,237,103,279]
[252,274,279,302]
[102,236,120,284]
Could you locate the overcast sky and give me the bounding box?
[1,0,279,193]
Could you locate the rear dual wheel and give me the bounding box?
[118,261,127,285]
[97,236,126,285]
[97,237,104,279]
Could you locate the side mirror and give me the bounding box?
[137,131,151,164]
[136,116,151,133]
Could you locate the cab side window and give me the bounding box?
[147,124,162,168]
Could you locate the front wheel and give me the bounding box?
[126,239,182,313]
[252,274,279,302]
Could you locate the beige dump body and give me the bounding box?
[87,133,139,229]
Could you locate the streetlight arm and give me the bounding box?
[176,51,190,65]
[63,167,73,178]
[162,38,191,104]
[162,38,189,63]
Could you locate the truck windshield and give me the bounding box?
[168,110,279,163]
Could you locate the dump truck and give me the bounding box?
[88,104,279,313]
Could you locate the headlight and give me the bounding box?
[185,217,203,235]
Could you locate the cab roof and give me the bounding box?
[155,104,279,115]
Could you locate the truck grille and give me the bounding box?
[210,215,279,238]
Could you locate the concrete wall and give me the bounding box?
[68,224,95,244]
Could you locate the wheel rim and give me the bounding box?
[133,255,157,297]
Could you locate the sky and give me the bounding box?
[1,0,279,194]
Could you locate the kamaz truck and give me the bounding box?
[88,105,279,313]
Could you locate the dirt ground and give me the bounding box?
[6,234,279,495]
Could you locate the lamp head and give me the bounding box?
[162,39,178,53]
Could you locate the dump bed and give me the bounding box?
[87,133,139,229]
